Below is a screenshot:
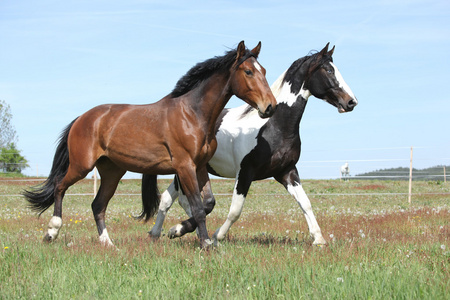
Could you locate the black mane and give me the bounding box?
[239,50,333,119]
[171,48,254,98]
[284,51,333,95]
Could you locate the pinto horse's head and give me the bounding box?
[230,41,277,118]
[306,43,357,113]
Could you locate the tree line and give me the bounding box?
[355,165,449,181]
[0,100,28,174]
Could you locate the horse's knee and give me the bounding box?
[204,196,216,214]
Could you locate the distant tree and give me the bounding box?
[0,100,18,148]
[0,143,29,173]
[0,100,28,174]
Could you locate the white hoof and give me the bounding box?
[168,224,183,239]
[312,235,327,245]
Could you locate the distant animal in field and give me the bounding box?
[340,162,350,181]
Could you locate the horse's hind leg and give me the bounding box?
[91,159,126,246]
[213,170,253,242]
[44,166,89,242]
[148,179,180,239]
[275,168,326,245]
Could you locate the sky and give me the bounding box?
[1,0,449,179]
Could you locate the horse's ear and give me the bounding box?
[236,41,246,61]
[251,41,261,58]
[328,45,335,57]
[319,42,330,57]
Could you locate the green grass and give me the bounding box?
[1,178,449,299]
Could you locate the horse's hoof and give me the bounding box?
[212,231,221,247]
[200,239,215,250]
[148,232,160,241]
[168,224,183,239]
[312,236,327,246]
[43,234,53,243]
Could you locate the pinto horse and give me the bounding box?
[23,41,277,249]
[145,43,357,245]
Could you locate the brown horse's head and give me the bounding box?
[230,41,277,118]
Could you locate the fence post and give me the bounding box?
[408,146,413,204]
[443,166,447,183]
[93,167,98,197]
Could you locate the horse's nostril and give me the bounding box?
[264,104,276,117]
[348,99,357,108]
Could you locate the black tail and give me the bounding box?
[22,119,77,215]
[139,174,161,222]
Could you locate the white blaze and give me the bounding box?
[330,62,357,101]
[253,61,263,73]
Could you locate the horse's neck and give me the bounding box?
[189,72,233,136]
[267,71,310,135]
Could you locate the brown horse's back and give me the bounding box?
[68,102,177,175]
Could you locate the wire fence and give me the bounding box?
[1,146,449,201]
[1,174,449,200]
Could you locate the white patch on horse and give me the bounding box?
[209,104,269,177]
[286,183,326,245]
[99,228,114,246]
[168,223,184,238]
[271,70,310,107]
[214,189,246,241]
[330,62,357,101]
[253,61,263,73]
[47,216,62,240]
[270,70,287,98]
[149,184,178,238]
[299,82,312,100]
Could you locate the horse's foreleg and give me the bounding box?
[168,168,215,239]
[168,165,212,249]
[91,162,125,247]
[213,170,252,243]
[148,179,180,239]
[276,168,326,245]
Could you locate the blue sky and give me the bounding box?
[1,0,449,179]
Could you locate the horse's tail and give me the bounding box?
[22,119,77,215]
[138,174,161,222]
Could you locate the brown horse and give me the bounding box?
[23,41,277,249]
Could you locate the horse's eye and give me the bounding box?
[245,70,253,76]
[327,69,333,74]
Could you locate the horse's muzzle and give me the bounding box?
[259,103,277,118]
[339,98,358,113]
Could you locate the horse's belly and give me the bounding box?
[106,147,175,175]
[208,128,261,178]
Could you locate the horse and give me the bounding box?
[340,162,350,181]
[144,43,357,245]
[23,41,277,249]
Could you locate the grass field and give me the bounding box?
[1,178,449,299]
